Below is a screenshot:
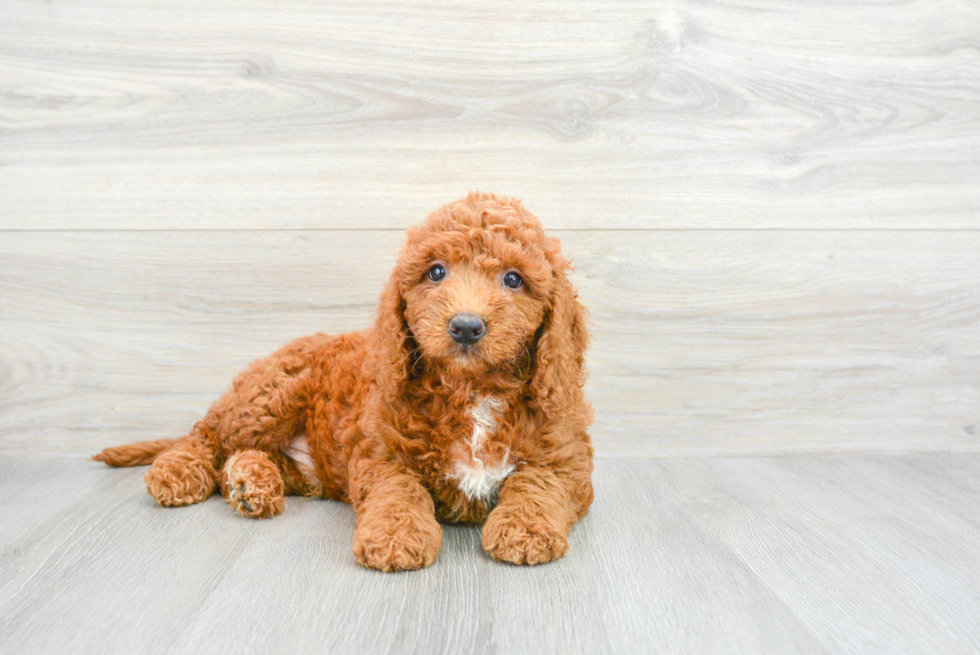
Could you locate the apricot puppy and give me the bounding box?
[95,193,594,571]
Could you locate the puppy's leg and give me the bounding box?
[349,458,442,572]
[482,464,592,565]
[145,344,314,510]
[144,434,219,507]
[220,449,286,519]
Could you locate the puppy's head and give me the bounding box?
[375,192,588,417]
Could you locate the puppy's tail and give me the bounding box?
[92,439,179,467]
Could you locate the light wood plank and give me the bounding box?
[2,456,978,653]
[656,455,980,653]
[0,463,260,654]
[0,459,124,571]
[1,0,978,229]
[2,229,979,457]
[485,459,827,654]
[0,458,826,654]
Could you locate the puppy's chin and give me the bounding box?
[448,346,490,375]
[422,342,492,378]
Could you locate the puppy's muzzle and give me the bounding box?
[448,313,486,346]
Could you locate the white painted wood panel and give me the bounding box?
[1,0,978,229]
[2,230,977,457]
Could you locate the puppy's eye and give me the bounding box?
[427,264,446,282]
[503,271,523,289]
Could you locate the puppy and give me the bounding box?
[95,193,594,571]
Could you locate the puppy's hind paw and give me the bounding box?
[223,450,285,519]
[145,450,217,507]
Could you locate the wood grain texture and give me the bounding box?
[655,455,980,653]
[2,229,978,457]
[1,0,979,229]
[1,456,978,654]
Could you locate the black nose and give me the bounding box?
[448,313,486,346]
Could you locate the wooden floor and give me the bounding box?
[1,455,978,654]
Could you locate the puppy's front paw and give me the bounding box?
[482,505,569,565]
[353,507,442,572]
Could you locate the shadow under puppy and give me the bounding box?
[94,193,594,572]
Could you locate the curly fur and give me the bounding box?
[94,193,594,571]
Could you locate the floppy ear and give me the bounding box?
[372,274,415,402]
[530,264,590,420]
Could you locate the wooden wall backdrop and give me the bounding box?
[1,0,979,457]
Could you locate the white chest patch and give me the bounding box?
[450,396,514,503]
